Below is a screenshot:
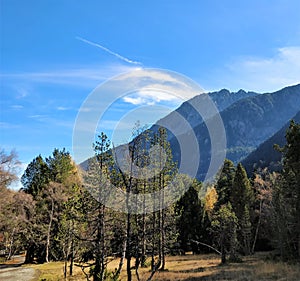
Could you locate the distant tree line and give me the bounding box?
[0,120,299,281]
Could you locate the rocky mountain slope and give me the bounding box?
[156,84,300,180]
[242,110,300,174]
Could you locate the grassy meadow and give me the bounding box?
[27,252,300,281]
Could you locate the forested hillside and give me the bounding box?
[242,110,300,173]
[1,118,300,281]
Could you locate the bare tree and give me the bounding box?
[0,149,20,189]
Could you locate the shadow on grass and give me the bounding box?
[177,262,254,281]
[0,262,23,270]
[0,255,25,270]
[173,265,217,273]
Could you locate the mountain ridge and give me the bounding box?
[159,83,300,180]
[80,83,300,181]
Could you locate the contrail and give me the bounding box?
[76,36,142,65]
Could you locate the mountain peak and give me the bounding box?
[236,89,246,95]
[155,84,300,181]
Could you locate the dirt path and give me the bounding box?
[0,255,38,281]
[0,267,37,281]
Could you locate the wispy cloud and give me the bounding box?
[123,90,182,106]
[56,106,71,111]
[123,96,145,105]
[29,114,49,122]
[10,105,24,110]
[114,69,205,99]
[16,87,29,98]
[1,64,136,88]
[76,36,142,66]
[0,122,20,129]
[27,114,73,128]
[216,46,300,92]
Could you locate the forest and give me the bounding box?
[0,120,300,281]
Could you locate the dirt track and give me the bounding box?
[0,267,37,281]
[0,255,38,281]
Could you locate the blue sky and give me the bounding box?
[1,0,300,187]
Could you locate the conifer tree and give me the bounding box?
[211,202,238,264]
[175,180,203,253]
[282,120,300,258]
[231,163,254,255]
[82,132,113,281]
[215,159,236,208]
[273,120,300,259]
[21,155,49,198]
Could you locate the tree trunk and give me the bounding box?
[45,198,54,263]
[94,204,105,281]
[297,177,300,258]
[161,209,166,270]
[7,227,16,260]
[298,233,300,258]
[221,232,226,264]
[70,233,74,276]
[100,205,105,280]
[221,246,226,264]
[25,243,35,263]
[252,200,262,254]
[126,212,132,281]
[116,238,126,277]
[141,180,147,267]
[158,209,162,270]
[161,175,166,270]
[151,210,155,271]
[64,260,67,279]
[141,212,146,267]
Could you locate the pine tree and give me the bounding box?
[156,127,177,270]
[273,120,300,259]
[215,159,236,208]
[175,179,203,253]
[211,202,238,264]
[230,163,254,255]
[282,120,300,258]
[82,132,113,281]
[21,155,49,198]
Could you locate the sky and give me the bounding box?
[1,0,300,188]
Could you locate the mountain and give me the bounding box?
[242,110,300,174]
[80,88,257,172]
[209,89,258,112]
[156,84,300,180]
[155,88,258,136]
[81,84,300,182]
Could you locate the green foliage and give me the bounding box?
[215,159,235,208]
[231,163,254,219]
[46,148,75,184]
[272,120,300,259]
[211,202,238,263]
[231,163,254,255]
[175,180,203,253]
[20,148,82,264]
[21,155,49,198]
